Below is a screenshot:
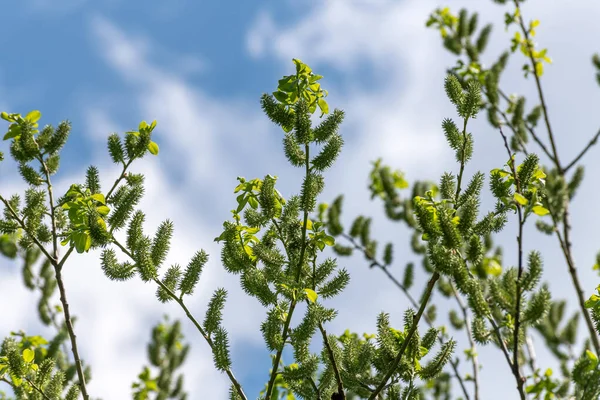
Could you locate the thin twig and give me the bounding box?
[563,128,600,172]
[111,239,248,400]
[38,155,89,400]
[0,192,89,399]
[513,5,560,167]
[496,88,556,164]
[525,335,540,381]
[265,142,313,400]
[0,196,54,263]
[368,272,440,400]
[339,219,473,398]
[497,126,527,399]
[24,377,52,400]
[511,0,600,354]
[308,377,322,400]
[451,283,480,400]
[488,318,515,371]
[317,322,345,398]
[105,158,134,202]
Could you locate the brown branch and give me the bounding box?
[368,272,440,400]
[497,126,527,399]
[112,239,248,400]
[105,158,134,202]
[451,283,480,400]
[510,0,600,354]
[0,192,89,399]
[564,128,600,172]
[265,142,312,400]
[497,88,556,164]
[488,318,516,372]
[317,323,345,398]
[525,335,540,382]
[38,155,90,400]
[24,377,52,400]
[513,2,561,167]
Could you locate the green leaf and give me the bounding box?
[96,205,110,216]
[586,349,599,365]
[73,231,91,253]
[318,98,329,115]
[3,125,21,141]
[248,196,259,209]
[91,193,106,204]
[148,141,159,155]
[22,349,34,363]
[585,294,600,308]
[304,288,318,303]
[322,235,335,246]
[513,193,528,205]
[532,205,549,216]
[25,110,41,124]
[273,91,289,103]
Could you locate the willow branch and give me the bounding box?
[0,192,88,399]
[497,126,527,399]
[368,272,440,400]
[24,377,52,400]
[451,283,480,400]
[564,128,600,172]
[265,142,312,400]
[339,222,471,400]
[111,239,248,400]
[317,322,345,397]
[105,158,134,202]
[38,155,89,400]
[510,0,600,353]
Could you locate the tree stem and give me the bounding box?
[368,272,440,400]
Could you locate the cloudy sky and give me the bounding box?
[1,0,600,399]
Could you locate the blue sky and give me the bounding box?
[1,0,600,399]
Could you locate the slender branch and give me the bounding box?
[38,155,90,400]
[265,142,313,400]
[525,335,540,382]
[317,322,345,397]
[264,300,296,399]
[496,88,555,164]
[488,318,515,370]
[155,279,247,400]
[513,3,560,167]
[368,272,440,400]
[24,377,52,400]
[339,217,471,400]
[451,283,480,400]
[0,191,89,399]
[308,376,322,400]
[564,128,600,172]
[111,239,248,400]
[57,246,75,271]
[552,212,600,353]
[0,196,55,263]
[509,1,600,353]
[105,158,134,202]
[498,126,527,399]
